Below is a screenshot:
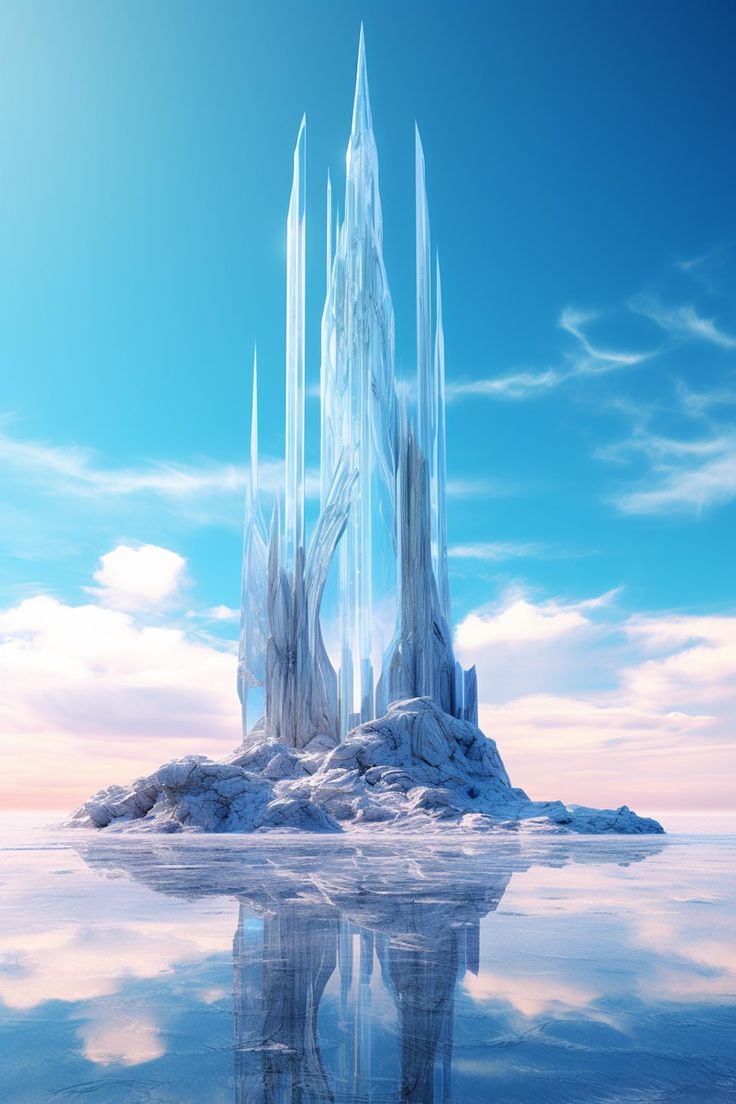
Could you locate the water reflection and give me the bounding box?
[77,836,664,1103]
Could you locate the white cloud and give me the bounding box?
[447,367,568,401]
[205,604,239,621]
[621,613,736,710]
[676,382,736,418]
[455,589,617,650]
[607,429,736,514]
[455,590,736,812]
[91,544,187,610]
[446,305,655,402]
[456,597,590,649]
[448,541,580,562]
[0,587,240,810]
[0,425,318,519]
[631,298,736,349]
[559,306,653,366]
[445,477,515,499]
[450,541,542,560]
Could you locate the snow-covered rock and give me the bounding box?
[67,755,339,833]
[66,697,663,835]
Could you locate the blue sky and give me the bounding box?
[1,0,735,811]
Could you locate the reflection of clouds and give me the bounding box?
[633,912,736,1005]
[198,986,227,1004]
[486,851,736,1017]
[79,1013,165,1066]
[0,847,237,1012]
[0,918,233,1010]
[464,970,599,1018]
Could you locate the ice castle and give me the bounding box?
[67,29,663,835]
[237,28,477,748]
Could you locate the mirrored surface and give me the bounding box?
[1,817,734,1102]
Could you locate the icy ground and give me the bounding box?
[4,814,736,1103]
[67,697,663,834]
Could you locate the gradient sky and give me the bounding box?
[1,0,735,814]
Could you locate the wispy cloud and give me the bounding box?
[0,428,241,497]
[675,380,736,418]
[0,426,321,511]
[447,367,569,401]
[676,241,736,296]
[449,541,547,561]
[604,427,736,515]
[630,298,736,349]
[559,307,653,366]
[447,306,655,402]
[445,477,514,499]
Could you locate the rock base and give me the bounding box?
[66,697,664,835]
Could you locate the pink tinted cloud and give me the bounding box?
[455,592,736,814]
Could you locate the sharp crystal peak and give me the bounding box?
[285,113,306,569]
[350,24,373,142]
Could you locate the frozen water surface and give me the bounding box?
[1,815,734,1103]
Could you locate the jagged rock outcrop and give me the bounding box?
[67,755,340,834]
[67,697,663,835]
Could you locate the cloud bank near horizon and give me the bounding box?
[1,543,733,815]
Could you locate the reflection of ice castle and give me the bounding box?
[232,886,505,1104]
[237,28,477,746]
[77,837,663,1103]
[226,845,514,1104]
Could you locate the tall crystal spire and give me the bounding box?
[321,26,397,733]
[285,115,306,571]
[435,256,451,626]
[350,24,372,146]
[415,125,434,467]
[238,346,268,742]
[415,125,440,585]
[325,171,333,292]
[321,171,333,511]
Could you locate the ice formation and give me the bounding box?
[69,28,663,836]
[68,697,662,834]
[239,26,474,745]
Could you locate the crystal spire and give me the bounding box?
[321,171,333,511]
[415,125,434,469]
[320,27,397,732]
[238,345,268,742]
[285,115,306,571]
[435,256,451,626]
[350,24,373,146]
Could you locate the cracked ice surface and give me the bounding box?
[66,697,662,835]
